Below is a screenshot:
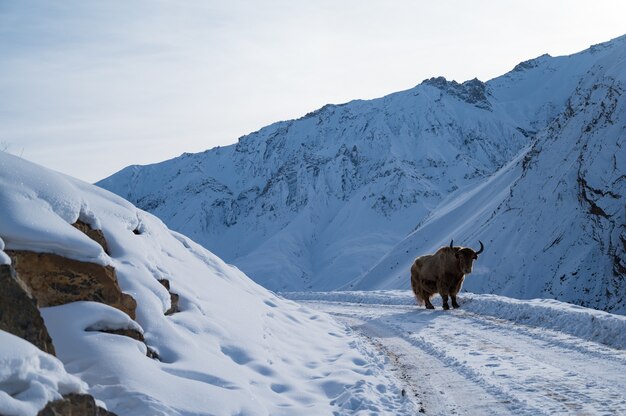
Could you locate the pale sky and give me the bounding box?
[1,0,625,182]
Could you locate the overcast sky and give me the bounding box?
[1,1,625,182]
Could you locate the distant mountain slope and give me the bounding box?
[350,38,626,313]
[99,35,626,311]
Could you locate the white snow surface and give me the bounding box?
[0,151,417,415]
[0,236,10,265]
[285,291,626,415]
[286,290,626,350]
[0,331,87,416]
[98,34,626,313]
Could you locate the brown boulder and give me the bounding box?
[71,220,109,254]
[38,393,117,416]
[6,250,136,319]
[0,264,56,355]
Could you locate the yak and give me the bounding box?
[410,240,484,310]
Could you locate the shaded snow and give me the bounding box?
[0,331,87,416]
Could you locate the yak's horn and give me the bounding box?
[475,241,484,255]
[450,240,454,248]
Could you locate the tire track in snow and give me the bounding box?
[299,299,626,416]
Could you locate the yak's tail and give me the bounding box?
[410,269,424,305]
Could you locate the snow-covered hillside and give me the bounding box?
[99,34,626,312]
[0,152,415,415]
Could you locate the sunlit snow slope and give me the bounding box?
[0,152,415,416]
[99,35,626,312]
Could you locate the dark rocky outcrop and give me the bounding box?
[0,264,56,355]
[38,393,117,416]
[158,279,180,315]
[6,250,137,319]
[71,220,109,254]
[422,76,491,109]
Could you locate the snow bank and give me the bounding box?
[0,236,10,265]
[285,291,626,350]
[0,152,416,415]
[0,154,116,264]
[0,331,87,416]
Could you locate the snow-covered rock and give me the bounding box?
[0,330,87,416]
[99,34,626,312]
[0,152,416,415]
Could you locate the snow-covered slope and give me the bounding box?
[0,152,415,415]
[350,38,626,313]
[99,35,626,311]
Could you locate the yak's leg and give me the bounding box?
[451,279,464,308]
[451,294,460,309]
[423,292,435,309]
[440,294,450,310]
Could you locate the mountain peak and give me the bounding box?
[421,76,491,109]
[511,53,552,72]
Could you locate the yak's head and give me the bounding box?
[451,240,484,275]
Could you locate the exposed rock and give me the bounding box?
[422,76,491,109]
[87,327,145,342]
[511,53,551,72]
[146,346,160,360]
[85,325,160,360]
[6,250,136,319]
[158,279,180,315]
[71,220,109,254]
[38,393,117,416]
[0,264,56,355]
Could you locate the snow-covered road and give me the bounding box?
[285,291,626,416]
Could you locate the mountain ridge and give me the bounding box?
[98,35,626,312]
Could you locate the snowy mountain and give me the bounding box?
[99,35,626,312]
[0,152,414,415]
[98,79,528,292]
